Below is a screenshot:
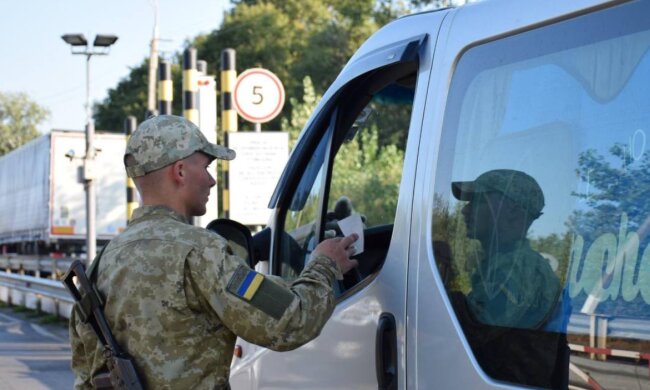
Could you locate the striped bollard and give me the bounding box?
[183,48,199,124]
[221,48,237,218]
[158,61,173,115]
[124,116,138,221]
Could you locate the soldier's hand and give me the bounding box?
[312,234,359,275]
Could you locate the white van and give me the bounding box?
[227,0,650,388]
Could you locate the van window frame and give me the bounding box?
[268,35,428,286]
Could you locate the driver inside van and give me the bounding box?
[448,169,568,388]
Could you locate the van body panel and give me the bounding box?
[412,0,647,388]
[232,0,650,388]
[230,11,445,390]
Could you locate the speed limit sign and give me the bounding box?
[233,68,285,123]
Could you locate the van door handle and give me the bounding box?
[376,312,397,390]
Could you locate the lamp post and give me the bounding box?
[61,33,118,264]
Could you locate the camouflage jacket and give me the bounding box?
[467,239,561,329]
[70,205,342,389]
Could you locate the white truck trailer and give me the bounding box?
[0,130,128,255]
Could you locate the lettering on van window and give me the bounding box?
[568,212,650,304]
[577,169,592,203]
[628,129,646,163]
[569,134,650,312]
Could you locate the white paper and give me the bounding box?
[337,213,364,255]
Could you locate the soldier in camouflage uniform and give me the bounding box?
[449,169,567,388]
[69,115,359,389]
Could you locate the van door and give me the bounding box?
[229,12,445,389]
[414,1,650,388]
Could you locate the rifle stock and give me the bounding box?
[62,260,144,390]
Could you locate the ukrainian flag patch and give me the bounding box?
[227,265,264,301]
[227,265,295,319]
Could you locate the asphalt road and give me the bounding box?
[0,306,73,390]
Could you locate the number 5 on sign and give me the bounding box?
[252,86,263,105]
[234,68,285,124]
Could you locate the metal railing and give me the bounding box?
[0,254,74,278]
[0,270,73,319]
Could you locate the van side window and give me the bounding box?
[432,2,650,389]
[278,65,417,296]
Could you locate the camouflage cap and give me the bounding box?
[451,169,545,217]
[124,115,235,177]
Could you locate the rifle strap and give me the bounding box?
[76,244,109,324]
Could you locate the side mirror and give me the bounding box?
[206,219,255,268]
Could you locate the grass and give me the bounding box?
[1,300,68,327]
[12,305,33,313]
[39,314,68,326]
[6,303,66,323]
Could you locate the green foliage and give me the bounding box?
[329,127,405,226]
[39,314,67,325]
[94,0,413,132]
[12,305,33,313]
[432,196,480,293]
[374,0,410,26]
[529,232,573,284]
[282,127,407,235]
[570,144,650,243]
[196,2,297,131]
[282,75,415,236]
[281,76,320,149]
[94,62,148,132]
[0,92,49,156]
[94,60,184,132]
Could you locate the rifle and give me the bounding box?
[62,259,143,390]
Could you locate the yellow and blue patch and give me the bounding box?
[226,265,295,319]
[238,271,264,300]
[227,265,264,301]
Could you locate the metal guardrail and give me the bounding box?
[568,313,650,341]
[1,256,650,342]
[0,254,74,278]
[0,271,73,319]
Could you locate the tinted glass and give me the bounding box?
[432,2,650,388]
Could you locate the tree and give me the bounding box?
[0,92,49,156]
[431,195,483,293]
[94,59,184,132]
[281,76,320,149]
[329,126,405,225]
[197,2,298,131]
[95,0,410,132]
[570,144,650,243]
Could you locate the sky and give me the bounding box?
[1,0,230,134]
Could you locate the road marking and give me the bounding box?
[0,311,20,323]
[31,323,66,342]
[0,310,66,342]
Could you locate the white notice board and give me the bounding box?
[227,132,289,225]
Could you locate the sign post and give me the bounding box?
[229,68,288,226]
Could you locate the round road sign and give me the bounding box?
[233,68,285,123]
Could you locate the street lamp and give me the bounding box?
[61,33,118,264]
